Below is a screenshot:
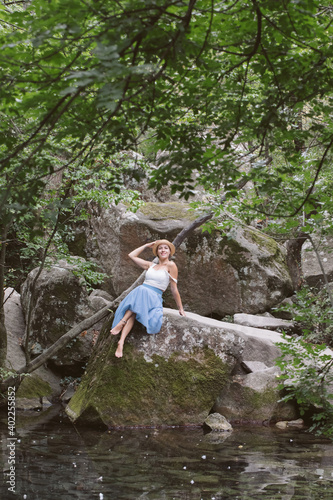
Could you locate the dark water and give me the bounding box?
[1,406,333,500]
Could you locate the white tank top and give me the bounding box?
[143,263,177,291]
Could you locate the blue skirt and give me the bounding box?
[112,284,163,334]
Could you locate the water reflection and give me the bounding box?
[1,406,333,499]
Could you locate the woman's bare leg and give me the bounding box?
[115,313,136,358]
[110,309,134,335]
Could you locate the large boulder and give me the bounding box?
[20,260,111,376]
[84,202,293,317]
[65,308,296,428]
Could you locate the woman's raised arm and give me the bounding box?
[128,242,155,270]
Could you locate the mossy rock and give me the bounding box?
[66,309,291,428]
[67,338,228,427]
[16,374,52,399]
[213,380,298,422]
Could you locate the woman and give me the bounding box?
[110,239,186,358]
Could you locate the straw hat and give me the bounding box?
[152,239,175,256]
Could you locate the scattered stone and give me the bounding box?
[212,366,297,422]
[60,382,76,403]
[270,296,296,320]
[88,289,114,311]
[287,418,305,428]
[13,373,53,410]
[15,397,44,411]
[234,313,294,332]
[275,421,288,429]
[204,413,233,432]
[276,418,305,429]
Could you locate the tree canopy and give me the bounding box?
[1,0,333,215]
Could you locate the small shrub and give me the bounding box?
[273,285,333,346]
[276,334,333,438]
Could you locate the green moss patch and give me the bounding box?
[139,202,197,221]
[242,386,278,410]
[67,341,228,427]
[16,374,52,399]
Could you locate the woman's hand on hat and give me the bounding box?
[145,241,155,248]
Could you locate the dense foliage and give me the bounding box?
[276,285,333,345]
[1,0,333,210]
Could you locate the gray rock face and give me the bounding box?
[84,202,194,299]
[160,309,284,366]
[241,360,269,373]
[4,288,62,400]
[88,289,114,312]
[20,261,99,375]
[3,288,26,371]
[66,308,296,428]
[302,236,333,287]
[84,202,293,317]
[212,366,297,423]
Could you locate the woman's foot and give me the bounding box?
[115,342,124,358]
[110,319,127,335]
